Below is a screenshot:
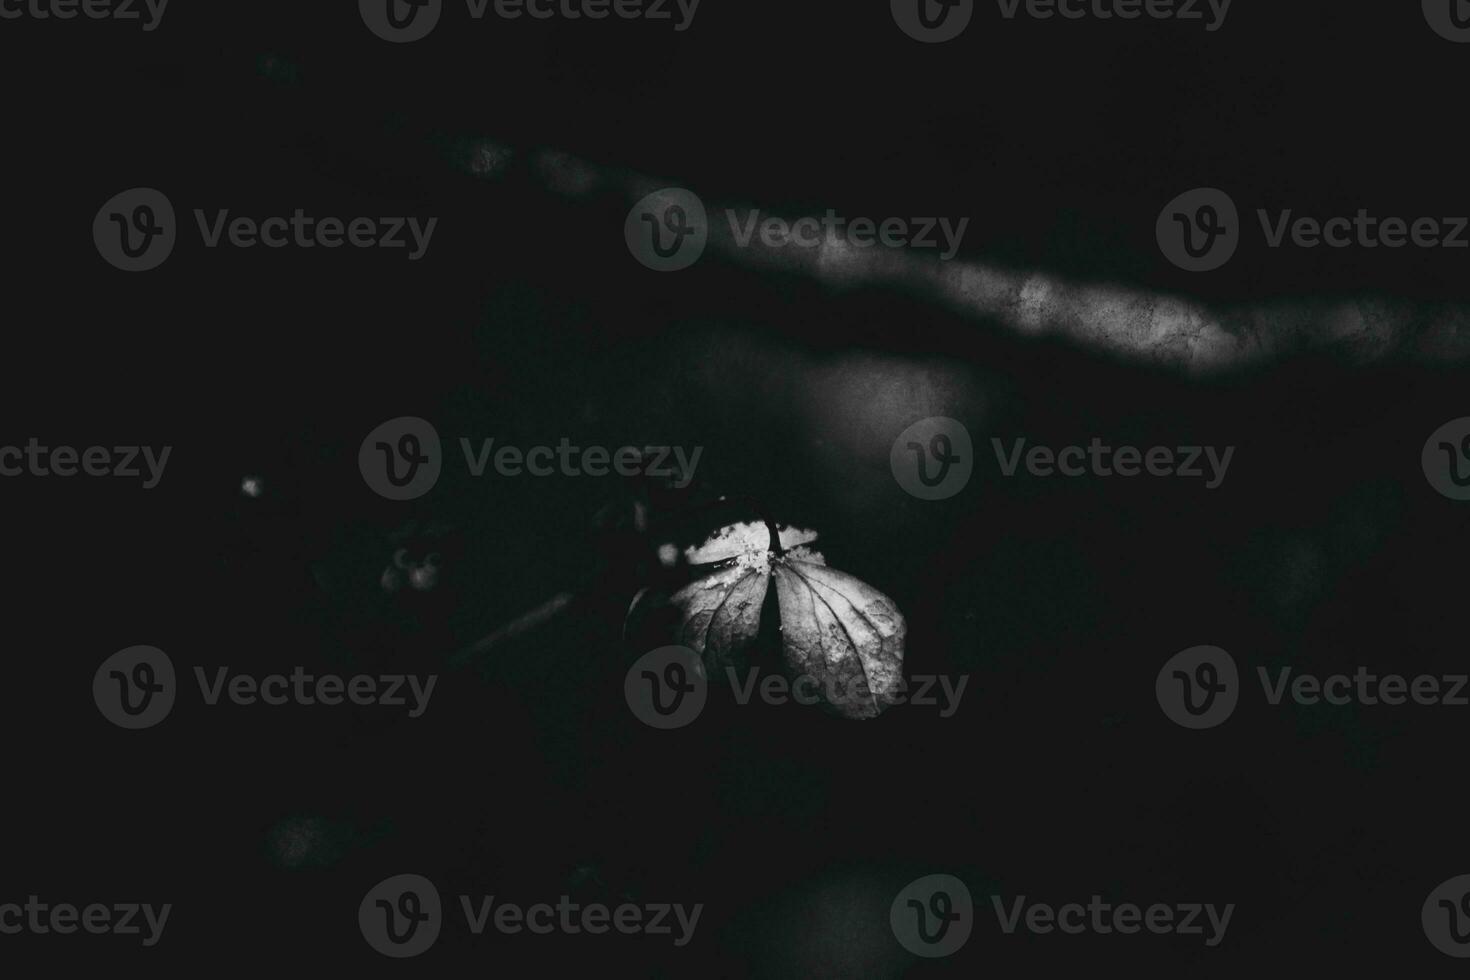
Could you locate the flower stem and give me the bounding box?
[716,495,783,557]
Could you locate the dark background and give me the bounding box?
[2,0,1468,972]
